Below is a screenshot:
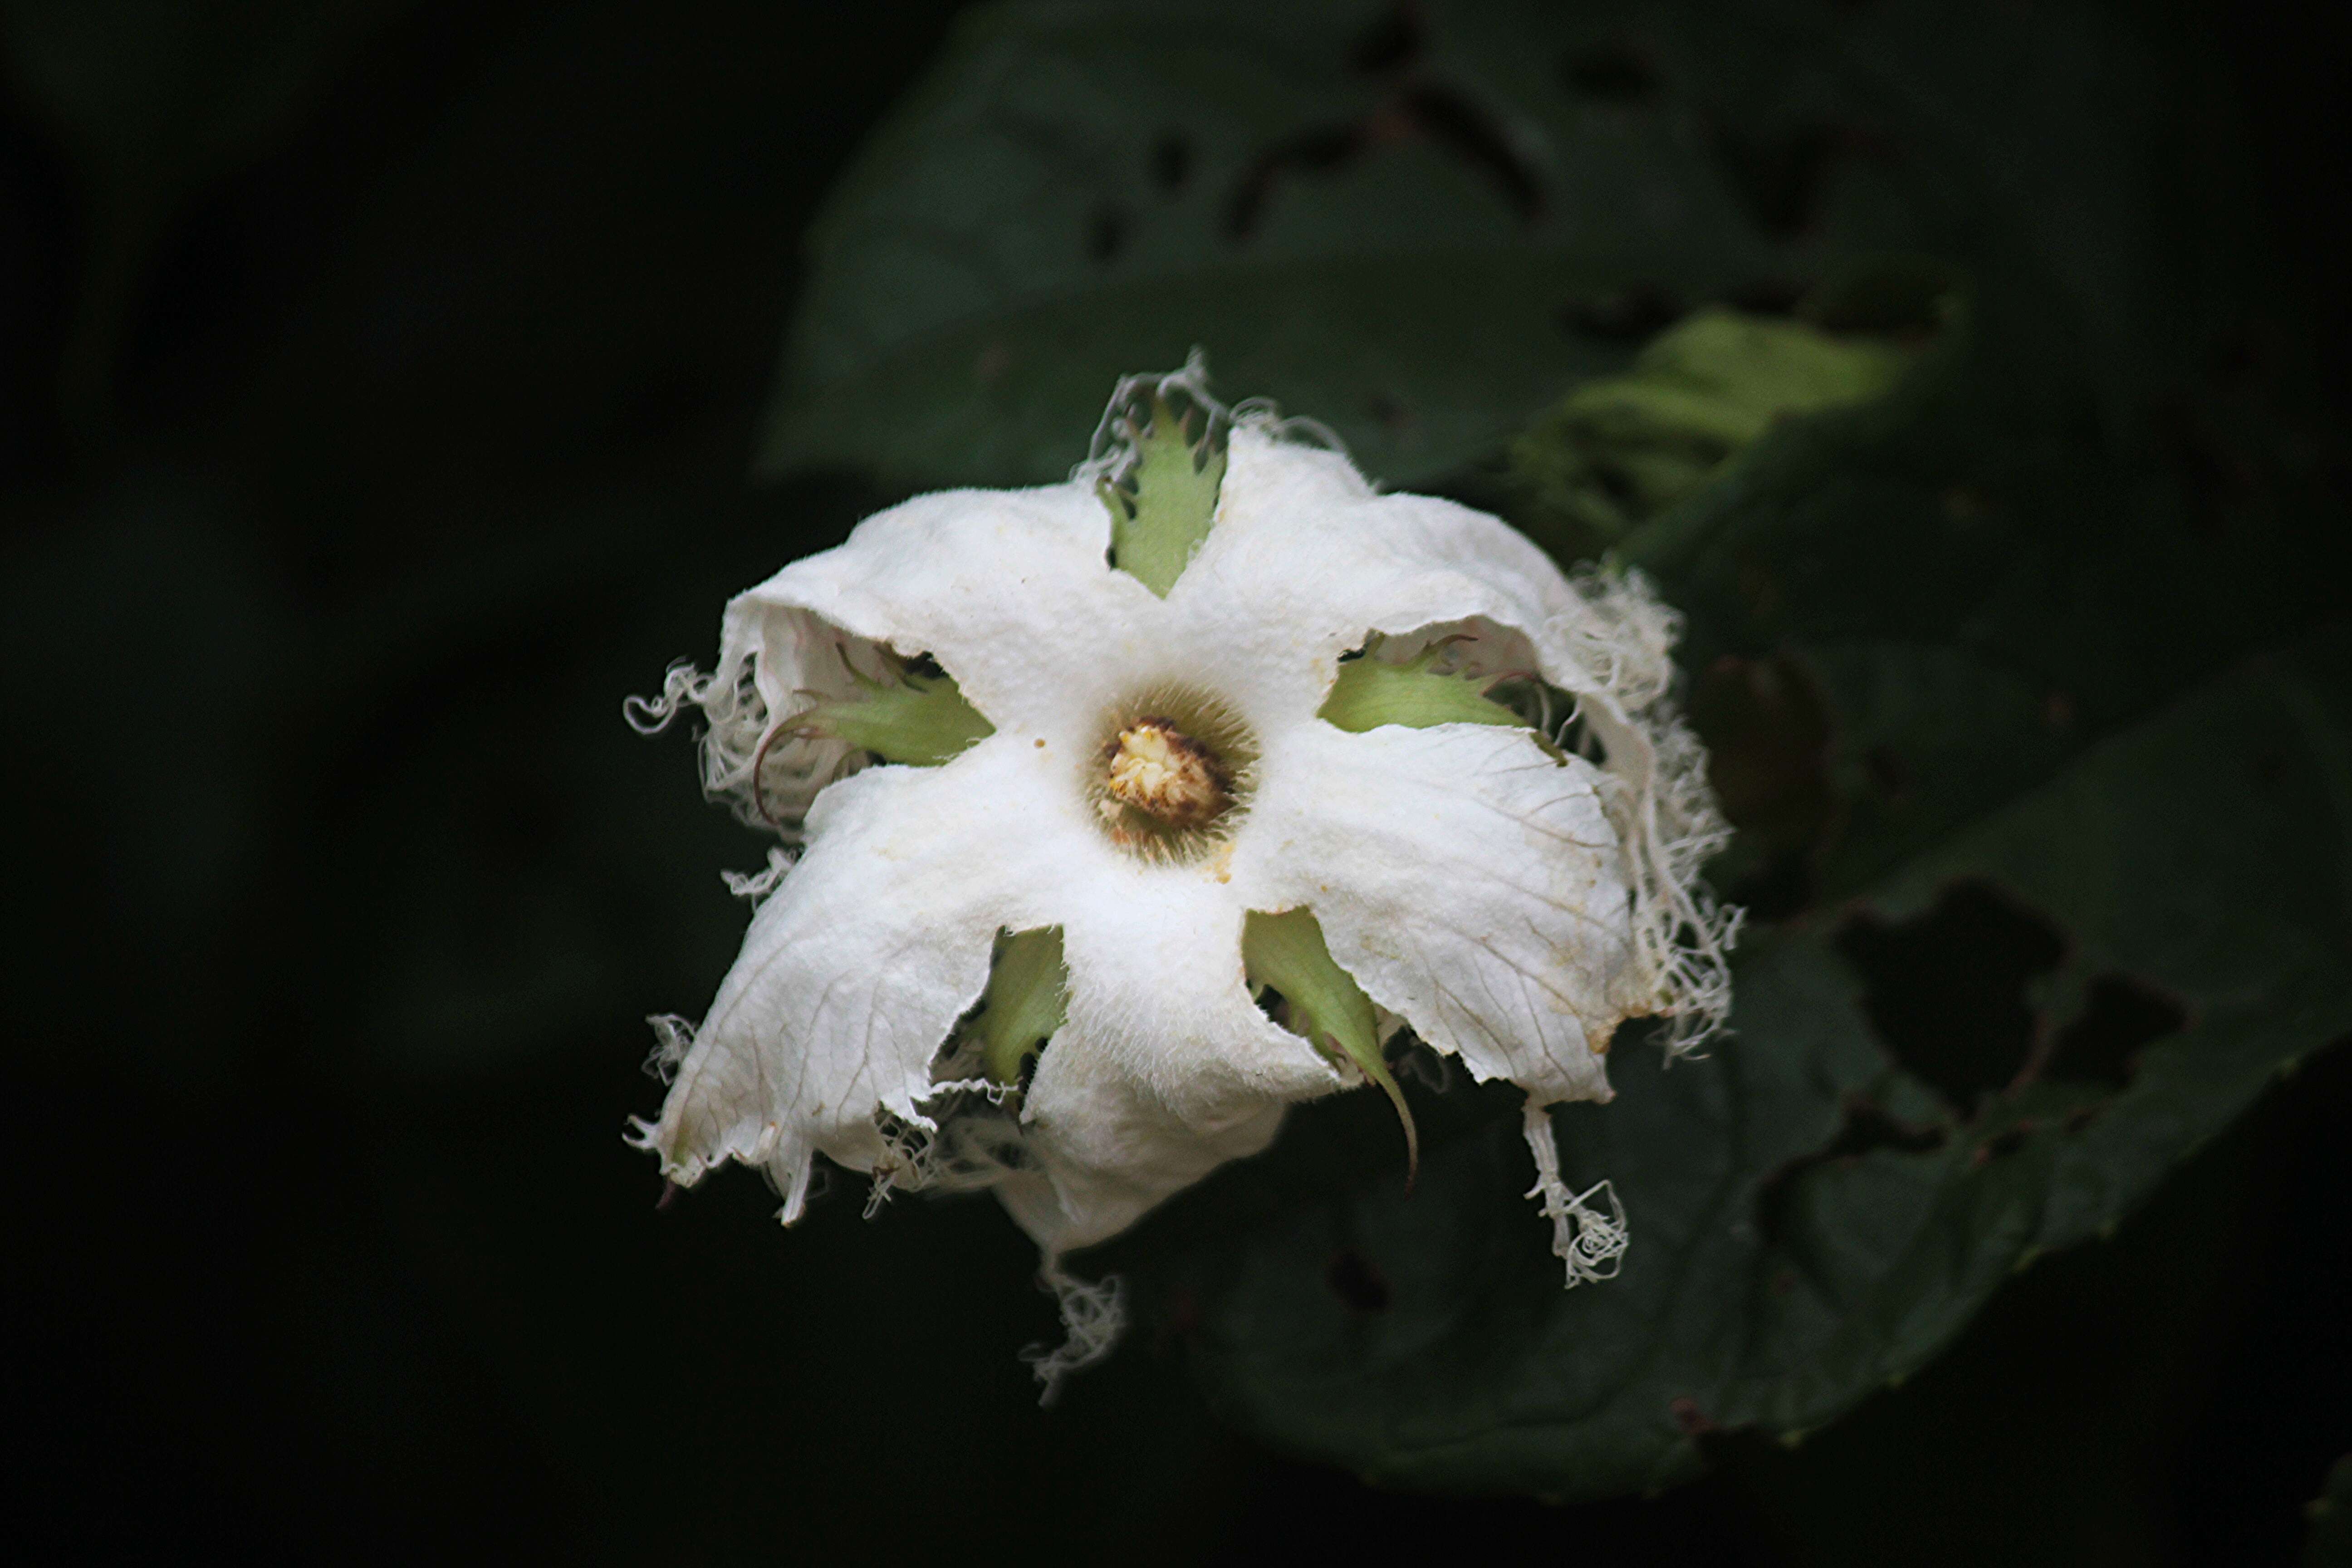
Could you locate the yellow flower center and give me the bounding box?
[1102,717,1228,828]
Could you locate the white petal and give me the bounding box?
[1232,720,1649,1108]
[639,733,1092,1219]
[1008,860,1344,1253]
[1167,428,1585,714]
[1184,428,1733,1053]
[996,1051,1287,1257]
[725,481,1165,737]
[1170,430,1693,746]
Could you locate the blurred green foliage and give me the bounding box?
[1508,298,1922,558]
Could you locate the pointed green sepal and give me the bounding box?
[1318,642,1527,735]
[980,926,1068,1086]
[1243,907,1418,1184]
[794,667,993,766]
[1101,395,1225,597]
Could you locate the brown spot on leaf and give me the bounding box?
[1670,1396,1720,1436]
[1971,1121,2035,1166]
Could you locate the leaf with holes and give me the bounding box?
[759,0,2349,1506]
[758,0,1998,490]
[1072,0,2348,1498]
[1103,618,2351,1495]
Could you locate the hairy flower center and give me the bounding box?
[1086,686,1256,862]
[1102,718,1228,827]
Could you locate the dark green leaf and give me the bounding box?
[763,0,2346,1509]
[1056,0,2344,1498]
[758,0,1944,490]
[1106,618,2351,1498]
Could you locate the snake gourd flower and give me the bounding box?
[626,360,1736,1388]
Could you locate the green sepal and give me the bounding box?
[1100,395,1225,597]
[794,667,993,766]
[1242,907,1418,1184]
[979,926,1068,1086]
[1318,642,1527,735]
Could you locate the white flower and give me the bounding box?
[627,363,1734,1383]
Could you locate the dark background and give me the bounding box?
[4,3,2346,1563]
